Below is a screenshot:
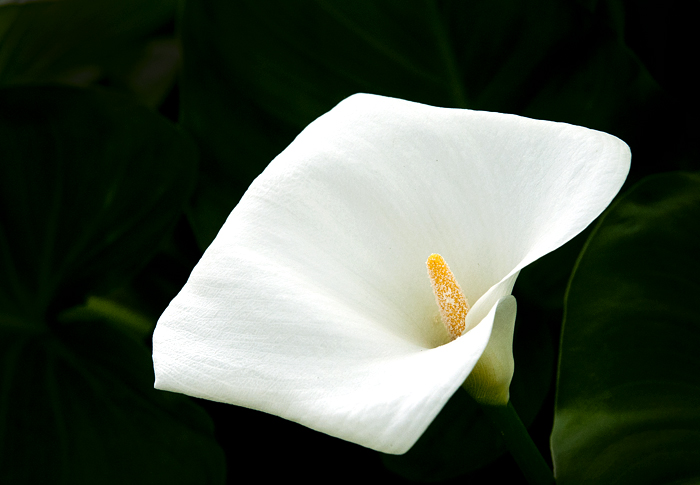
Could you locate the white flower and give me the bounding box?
[152,94,630,454]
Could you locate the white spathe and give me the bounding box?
[152,94,630,454]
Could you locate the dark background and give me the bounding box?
[0,0,697,483]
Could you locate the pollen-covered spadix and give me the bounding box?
[427,253,470,340]
[152,93,630,454]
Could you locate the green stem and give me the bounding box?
[481,401,554,484]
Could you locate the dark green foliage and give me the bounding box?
[0,0,175,87]
[0,86,224,484]
[0,86,196,321]
[1,320,225,485]
[553,172,700,484]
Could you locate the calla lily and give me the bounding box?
[152,94,630,454]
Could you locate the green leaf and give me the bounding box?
[0,0,175,87]
[0,85,197,323]
[0,321,225,485]
[0,85,223,482]
[552,172,700,484]
[382,305,554,481]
